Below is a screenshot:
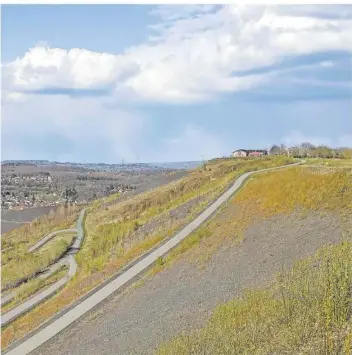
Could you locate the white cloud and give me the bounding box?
[3,5,352,104]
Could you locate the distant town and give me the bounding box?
[1,160,182,211]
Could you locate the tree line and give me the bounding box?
[269,143,352,159]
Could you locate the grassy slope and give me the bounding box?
[1,205,79,291]
[2,233,74,291]
[1,265,69,314]
[156,163,352,355]
[1,156,295,349]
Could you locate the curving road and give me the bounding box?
[1,209,86,327]
[3,161,303,354]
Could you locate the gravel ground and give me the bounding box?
[30,210,348,355]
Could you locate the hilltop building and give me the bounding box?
[232,149,268,158]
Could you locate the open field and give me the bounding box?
[1,156,296,350]
[20,158,351,355]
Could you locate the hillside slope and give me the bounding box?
[27,162,352,355]
[2,157,294,349]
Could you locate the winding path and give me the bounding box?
[3,161,303,355]
[1,209,86,327]
[28,229,77,253]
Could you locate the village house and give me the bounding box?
[232,149,268,158]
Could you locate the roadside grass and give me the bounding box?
[38,233,76,255]
[154,164,352,271]
[1,265,69,314]
[1,156,297,349]
[156,240,352,355]
[1,204,78,256]
[2,233,74,291]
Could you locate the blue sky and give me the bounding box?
[2,5,352,163]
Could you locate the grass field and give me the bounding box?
[155,162,352,355]
[1,156,296,349]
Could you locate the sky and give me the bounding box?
[2,4,352,163]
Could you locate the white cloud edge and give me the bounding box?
[3,4,352,104]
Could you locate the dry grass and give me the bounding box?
[1,204,79,292]
[1,157,297,349]
[155,163,352,355]
[1,265,69,314]
[156,240,352,355]
[2,232,75,292]
[1,204,78,255]
[157,165,352,270]
[80,156,296,274]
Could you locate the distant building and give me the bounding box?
[232,149,248,158]
[232,149,268,158]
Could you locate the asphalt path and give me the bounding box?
[1,210,86,327]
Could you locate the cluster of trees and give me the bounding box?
[63,188,78,203]
[269,143,352,159]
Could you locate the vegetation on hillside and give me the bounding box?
[1,205,78,291]
[155,165,352,269]
[2,233,74,291]
[1,156,295,349]
[1,265,69,314]
[79,156,295,273]
[156,241,352,355]
[155,163,352,355]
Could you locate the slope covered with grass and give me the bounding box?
[156,164,352,355]
[1,205,79,291]
[157,241,352,355]
[1,156,295,350]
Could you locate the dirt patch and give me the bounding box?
[30,210,350,355]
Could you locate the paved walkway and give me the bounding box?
[3,161,303,355]
[1,209,86,327]
[28,229,77,253]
